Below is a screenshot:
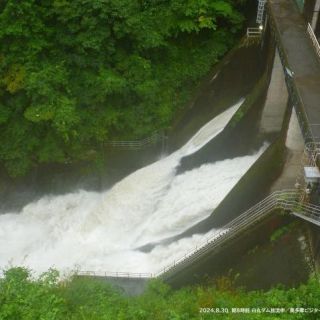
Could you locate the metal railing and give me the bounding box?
[267,4,315,143]
[105,131,165,150]
[307,23,320,59]
[154,190,298,278]
[247,27,262,38]
[78,190,320,280]
[155,190,320,279]
[305,142,320,167]
[78,270,152,278]
[256,0,266,24]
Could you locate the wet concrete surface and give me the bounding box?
[167,43,265,152]
[176,93,268,175]
[260,50,288,133]
[0,7,315,295]
[164,214,309,291]
[0,42,265,213]
[268,0,320,141]
[85,11,317,294]
[271,108,305,191]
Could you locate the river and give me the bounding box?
[0,98,267,275]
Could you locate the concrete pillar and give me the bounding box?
[311,0,320,31]
[260,49,288,133]
[270,108,305,191]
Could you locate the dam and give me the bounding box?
[1,0,320,297]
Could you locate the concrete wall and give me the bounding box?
[260,50,288,134]
[87,23,310,295]
[164,214,309,290]
[271,108,305,191]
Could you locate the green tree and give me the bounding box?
[1,268,320,319]
[0,0,246,176]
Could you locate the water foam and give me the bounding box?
[0,99,267,274]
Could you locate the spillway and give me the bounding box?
[0,98,267,275]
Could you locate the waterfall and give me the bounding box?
[0,98,267,274]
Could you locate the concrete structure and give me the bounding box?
[271,109,305,191]
[78,190,320,294]
[78,0,320,293]
[260,50,289,133]
[302,0,320,35]
[268,0,320,142]
[311,0,320,32]
[304,166,320,183]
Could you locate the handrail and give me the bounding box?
[78,190,320,280]
[78,270,153,278]
[105,131,164,149]
[154,190,298,278]
[307,23,320,59]
[267,3,315,142]
[256,0,266,24]
[247,27,262,37]
[305,142,320,166]
[77,189,320,279]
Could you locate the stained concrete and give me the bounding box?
[268,0,320,141]
[260,49,288,133]
[271,108,305,191]
[258,43,305,191]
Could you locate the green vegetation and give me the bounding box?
[0,0,246,176]
[270,222,297,243]
[0,267,319,319]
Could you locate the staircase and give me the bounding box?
[155,190,300,280]
[78,189,320,280]
[307,23,320,59]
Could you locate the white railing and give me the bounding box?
[78,270,152,278]
[105,131,164,149]
[305,142,320,166]
[154,190,300,278]
[307,23,320,59]
[78,189,320,280]
[256,0,266,24]
[155,191,320,279]
[247,27,262,37]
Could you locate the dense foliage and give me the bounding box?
[0,0,246,176]
[0,268,319,319]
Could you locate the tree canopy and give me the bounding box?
[0,0,245,176]
[0,267,320,319]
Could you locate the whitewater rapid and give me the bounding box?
[0,99,267,274]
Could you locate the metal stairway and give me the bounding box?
[156,190,320,280]
[79,189,320,280]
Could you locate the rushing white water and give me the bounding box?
[0,98,267,274]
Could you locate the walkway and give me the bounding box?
[267,0,320,142]
[155,190,320,281]
[79,190,320,283]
